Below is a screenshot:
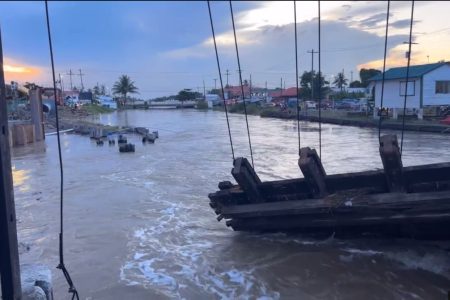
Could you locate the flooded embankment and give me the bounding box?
[13,109,450,299]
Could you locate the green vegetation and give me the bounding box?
[83,104,114,114]
[112,75,139,105]
[333,72,348,91]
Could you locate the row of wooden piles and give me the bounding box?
[208,135,450,239]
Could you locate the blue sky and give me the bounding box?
[1,1,449,98]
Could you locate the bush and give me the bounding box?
[196,100,208,110]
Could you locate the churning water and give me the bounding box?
[12,109,450,299]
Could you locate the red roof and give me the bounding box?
[269,87,299,98]
[224,85,250,97]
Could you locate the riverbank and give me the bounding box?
[215,104,450,134]
[45,104,120,136]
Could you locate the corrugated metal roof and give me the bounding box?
[370,62,448,81]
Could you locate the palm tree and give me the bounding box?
[333,72,348,92]
[112,75,138,106]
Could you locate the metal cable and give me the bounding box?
[378,1,391,142]
[44,1,79,299]
[400,1,415,155]
[229,0,255,168]
[318,0,322,158]
[207,1,235,161]
[294,1,301,153]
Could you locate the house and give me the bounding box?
[224,85,250,100]
[41,87,63,105]
[369,62,450,119]
[79,91,93,104]
[269,87,300,107]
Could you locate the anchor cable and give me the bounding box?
[318,0,322,158]
[207,0,235,161]
[44,1,79,299]
[230,0,255,168]
[294,1,301,152]
[400,0,415,155]
[378,1,391,142]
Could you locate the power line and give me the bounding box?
[44,1,79,299]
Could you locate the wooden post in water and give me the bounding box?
[0,25,22,299]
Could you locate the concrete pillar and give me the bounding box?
[30,89,44,141]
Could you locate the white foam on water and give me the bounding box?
[384,250,450,278]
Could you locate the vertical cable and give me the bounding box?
[207,1,235,161]
[229,1,255,168]
[44,1,79,299]
[317,0,322,158]
[294,1,301,153]
[378,1,391,142]
[400,1,415,155]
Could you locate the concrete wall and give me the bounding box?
[422,64,450,106]
[374,77,421,109]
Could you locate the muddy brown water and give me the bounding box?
[12,109,450,299]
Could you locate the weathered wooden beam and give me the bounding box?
[379,135,404,192]
[231,157,264,203]
[0,26,22,299]
[220,190,450,219]
[298,147,327,198]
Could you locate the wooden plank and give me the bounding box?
[0,26,22,299]
[227,213,450,239]
[298,147,327,197]
[219,190,450,219]
[231,157,264,203]
[379,135,404,192]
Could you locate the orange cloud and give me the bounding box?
[3,57,42,82]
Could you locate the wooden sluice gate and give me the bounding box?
[209,135,450,239]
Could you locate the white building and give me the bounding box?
[369,62,450,119]
[98,95,117,109]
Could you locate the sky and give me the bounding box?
[1,1,450,99]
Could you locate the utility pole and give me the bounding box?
[77,69,85,91]
[0,25,22,299]
[265,81,267,102]
[249,73,252,98]
[280,77,283,95]
[307,49,319,100]
[58,73,64,93]
[214,78,217,90]
[350,70,353,83]
[203,79,206,100]
[66,69,74,90]
[225,69,231,87]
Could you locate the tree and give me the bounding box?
[333,72,348,91]
[112,75,138,106]
[93,85,100,95]
[175,89,201,105]
[100,84,106,95]
[359,68,381,87]
[299,71,329,100]
[349,80,363,88]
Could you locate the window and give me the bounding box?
[435,81,450,94]
[399,80,415,96]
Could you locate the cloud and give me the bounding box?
[3,57,44,83]
[160,18,408,89]
[359,13,390,28]
[390,19,420,29]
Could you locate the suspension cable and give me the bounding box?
[207,1,235,161]
[317,0,322,158]
[229,0,255,168]
[294,1,301,153]
[400,0,415,155]
[378,1,391,142]
[44,2,79,299]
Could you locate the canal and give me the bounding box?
[12,109,450,299]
